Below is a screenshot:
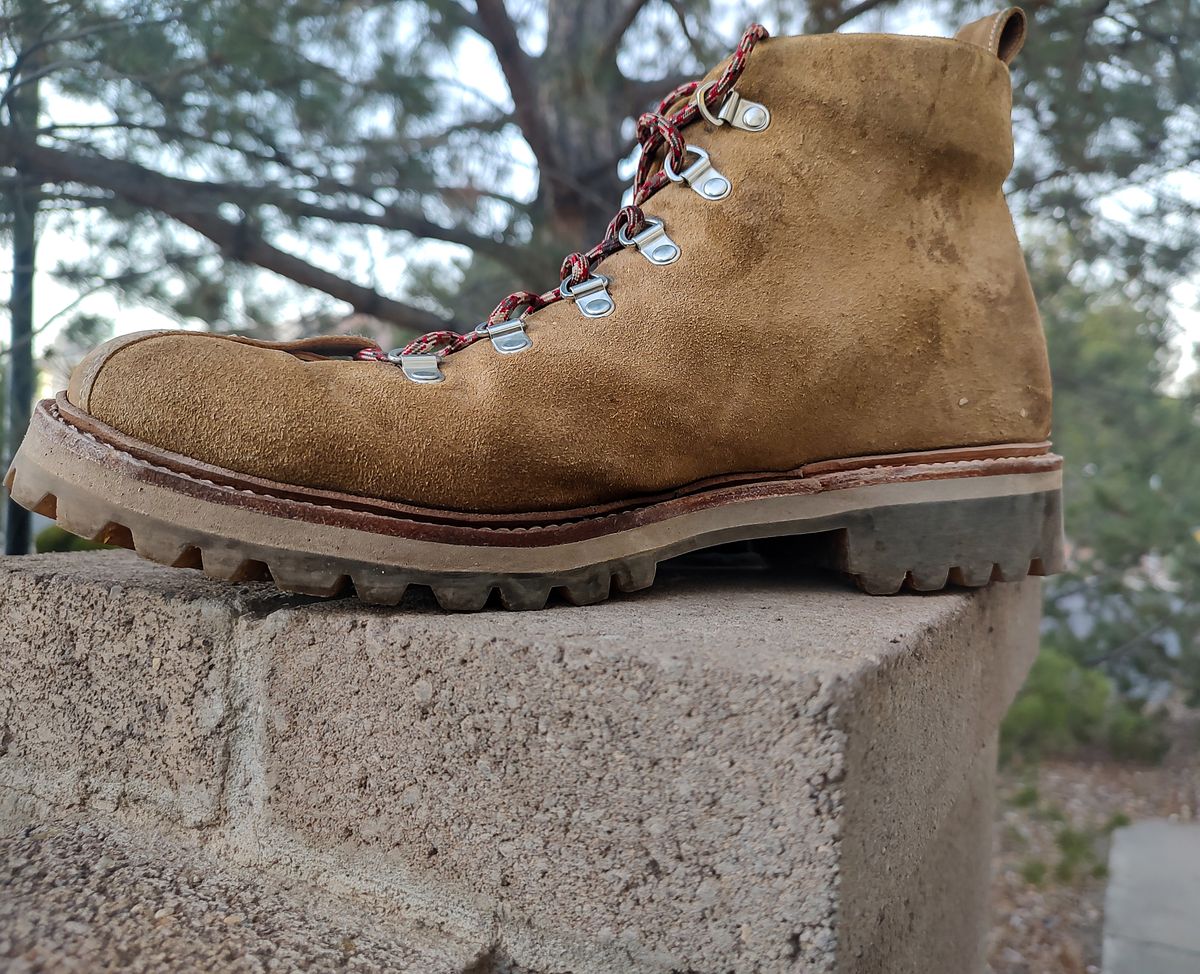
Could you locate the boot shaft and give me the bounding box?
[724,31,1018,191]
[515,19,1053,480]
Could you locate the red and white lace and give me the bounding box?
[357,23,770,364]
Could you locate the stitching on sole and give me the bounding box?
[46,400,1061,537]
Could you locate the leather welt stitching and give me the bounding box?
[987,10,1005,53]
[48,403,1059,535]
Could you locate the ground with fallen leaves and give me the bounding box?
[987,723,1199,974]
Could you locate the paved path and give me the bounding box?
[1104,820,1200,973]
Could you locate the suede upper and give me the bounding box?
[69,25,1053,515]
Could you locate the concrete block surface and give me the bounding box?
[0,556,245,826]
[0,819,484,973]
[0,552,1042,973]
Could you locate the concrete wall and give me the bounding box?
[0,552,1041,973]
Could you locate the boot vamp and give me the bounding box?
[71,273,808,515]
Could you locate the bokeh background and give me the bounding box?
[2,1,1197,969]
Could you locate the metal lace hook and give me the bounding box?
[663,145,731,201]
[694,80,771,132]
[617,216,681,266]
[386,349,445,383]
[474,313,533,354]
[558,273,616,318]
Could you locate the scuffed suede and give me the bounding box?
[74,27,1052,515]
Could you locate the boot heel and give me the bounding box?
[804,488,1065,594]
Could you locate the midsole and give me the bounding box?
[16,399,1063,576]
[52,392,1055,528]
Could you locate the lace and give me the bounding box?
[357,22,770,364]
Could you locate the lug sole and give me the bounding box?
[6,399,1065,611]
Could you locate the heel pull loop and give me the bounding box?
[954,6,1027,65]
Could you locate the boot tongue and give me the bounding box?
[226,333,383,362]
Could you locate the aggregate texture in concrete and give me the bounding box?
[0,819,487,973]
[0,552,1042,973]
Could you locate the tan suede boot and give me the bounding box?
[7,8,1064,610]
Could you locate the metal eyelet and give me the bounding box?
[694,81,771,132]
[558,274,615,318]
[387,350,444,383]
[618,217,681,266]
[475,317,532,354]
[663,145,731,201]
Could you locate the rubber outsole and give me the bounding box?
[5,399,1066,611]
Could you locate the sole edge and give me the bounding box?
[6,403,1066,611]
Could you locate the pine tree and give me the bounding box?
[0,0,882,336]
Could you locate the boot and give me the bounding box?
[6,8,1064,610]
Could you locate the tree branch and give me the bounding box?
[625,72,696,111]
[40,117,527,217]
[595,0,657,66]
[470,0,555,169]
[1,12,178,120]
[1,132,450,331]
[815,0,893,33]
[15,128,529,270]
[278,196,521,261]
[665,0,711,66]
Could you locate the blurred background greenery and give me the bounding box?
[1,0,1197,769]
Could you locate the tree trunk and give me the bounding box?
[4,3,42,556]
[6,189,37,555]
[537,0,655,247]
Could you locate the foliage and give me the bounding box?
[1052,825,1108,883]
[970,2,1200,750]
[1019,859,1047,886]
[1009,799,1130,889]
[0,0,880,336]
[35,523,110,552]
[1011,783,1040,808]
[3,0,1196,327]
[999,0,1200,309]
[1,0,513,334]
[1002,645,1169,763]
[1027,231,1200,706]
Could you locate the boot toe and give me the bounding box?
[66,330,176,415]
[66,330,375,496]
[64,329,490,509]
